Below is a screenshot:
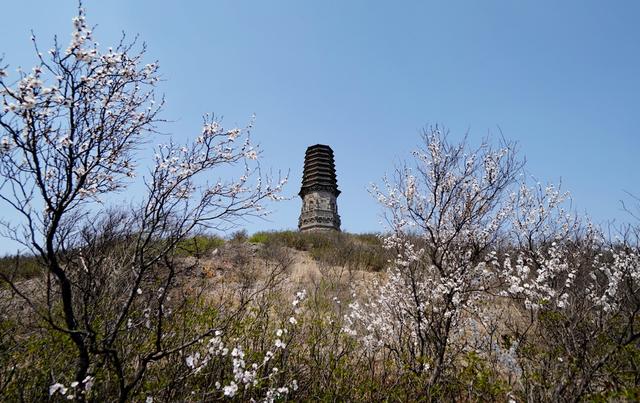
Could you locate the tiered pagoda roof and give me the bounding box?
[299,144,340,197]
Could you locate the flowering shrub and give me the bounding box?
[175,290,306,402]
[345,128,521,394]
[344,128,640,401]
[501,188,640,400]
[0,5,284,401]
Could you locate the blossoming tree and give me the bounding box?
[500,184,640,400]
[0,7,284,401]
[345,127,523,391]
[345,128,640,400]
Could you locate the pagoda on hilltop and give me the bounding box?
[298,144,341,231]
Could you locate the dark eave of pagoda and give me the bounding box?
[299,144,340,197]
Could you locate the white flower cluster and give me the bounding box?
[1,66,51,114]
[147,116,285,216]
[586,248,639,313]
[501,182,586,310]
[500,241,576,310]
[349,131,519,372]
[371,136,514,251]
[343,251,490,359]
[183,290,306,401]
[499,181,639,319]
[49,376,94,399]
[0,7,161,207]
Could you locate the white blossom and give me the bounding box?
[49,383,67,396]
[223,381,238,397]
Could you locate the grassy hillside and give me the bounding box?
[2,229,639,402]
[249,230,390,272]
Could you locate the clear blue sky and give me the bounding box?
[1,1,639,253]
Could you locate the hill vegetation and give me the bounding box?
[249,230,390,272]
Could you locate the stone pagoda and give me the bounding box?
[298,144,341,231]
